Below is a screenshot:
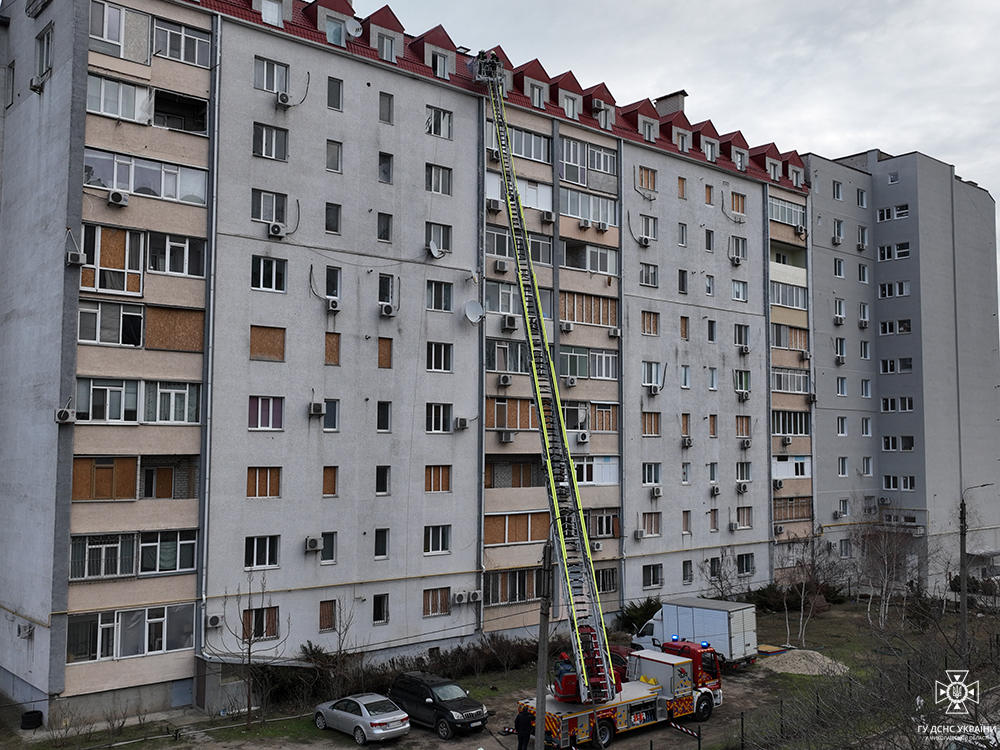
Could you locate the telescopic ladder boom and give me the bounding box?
[475,51,615,706]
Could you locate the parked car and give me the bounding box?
[609,644,636,683]
[313,693,410,745]
[387,671,489,739]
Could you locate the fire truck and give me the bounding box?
[473,53,722,747]
[660,637,725,690]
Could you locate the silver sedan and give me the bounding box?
[314,693,410,745]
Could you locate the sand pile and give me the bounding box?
[759,649,849,676]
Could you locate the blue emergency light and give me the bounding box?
[671,634,679,641]
[701,641,710,648]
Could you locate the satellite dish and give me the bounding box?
[427,240,445,259]
[464,300,485,325]
[345,19,363,38]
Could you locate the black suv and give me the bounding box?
[387,671,488,739]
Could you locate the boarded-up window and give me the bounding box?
[425,465,451,492]
[559,292,617,327]
[484,463,494,488]
[484,515,505,545]
[423,587,451,617]
[378,337,392,368]
[592,403,618,432]
[708,414,717,437]
[242,606,278,640]
[641,310,658,335]
[486,398,538,430]
[680,316,689,340]
[250,326,285,361]
[485,512,549,545]
[247,467,281,497]
[142,466,174,498]
[323,466,337,496]
[511,463,532,487]
[145,307,204,352]
[735,415,751,438]
[681,413,690,436]
[319,600,336,632]
[72,457,137,500]
[325,332,340,365]
[642,412,660,436]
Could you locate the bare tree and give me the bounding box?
[849,515,918,628]
[776,526,848,646]
[699,545,742,600]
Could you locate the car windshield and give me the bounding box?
[363,699,399,716]
[431,683,467,701]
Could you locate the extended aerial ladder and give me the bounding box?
[475,51,615,706]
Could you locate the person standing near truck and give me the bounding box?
[514,705,533,750]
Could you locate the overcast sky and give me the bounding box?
[376,0,999,206]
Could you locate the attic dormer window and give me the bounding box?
[530,85,544,109]
[703,140,717,162]
[642,120,657,143]
[768,161,780,181]
[431,53,448,79]
[791,168,803,188]
[675,132,688,152]
[326,18,344,46]
[733,150,747,171]
[261,0,282,27]
[562,95,578,120]
[377,34,395,62]
[594,103,610,130]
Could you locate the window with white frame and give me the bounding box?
[86,75,149,121]
[76,379,139,422]
[425,106,452,138]
[426,280,452,312]
[145,382,200,424]
[838,457,848,476]
[426,342,453,372]
[737,553,755,575]
[642,462,661,485]
[771,368,810,394]
[323,400,339,431]
[895,204,909,219]
[640,215,657,240]
[769,281,807,310]
[561,137,586,184]
[426,403,452,433]
[736,506,753,528]
[706,276,715,296]
[70,534,136,580]
[861,417,872,436]
[860,340,870,359]
[247,396,282,430]
[641,361,660,386]
[837,416,847,436]
[84,149,208,205]
[642,563,663,588]
[244,535,279,569]
[325,18,344,46]
[639,262,658,287]
[484,281,517,314]
[731,236,748,260]
[374,528,390,558]
[425,164,452,195]
[862,457,872,476]
[154,20,210,66]
[66,603,195,662]
[139,530,197,574]
[377,34,395,62]
[588,145,617,174]
[251,256,286,292]
[423,525,451,554]
[590,349,618,380]
[251,189,286,223]
[78,301,143,347]
[857,188,867,207]
[732,280,748,302]
[253,57,288,93]
[425,223,451,253]
[836,377,847,396]
[372,594,389,623]
[768,196,806,226]
[574,455,619,485]
[431,52,448,79]
[253,123,288,161]
[833,180,843,200]
[678,223,688,246]
[558,187,617,225]
[708,367,718,390]
[834,258,844,278]
[859,263,869,284]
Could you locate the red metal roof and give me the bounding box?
[410,24,456,53]
[302,0,354,25]
[719,130,749,150]
[583,82,616,106]
[550,70,584,96]
[363,5,404,33]
[513,58,550,83]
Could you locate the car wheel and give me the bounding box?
[314,712,327,730]
[594,719,615,748]
[694,694,713,722]
[435,717,454,740]
[354,726,368,746]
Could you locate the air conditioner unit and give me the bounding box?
[832,236,842,245]
[565,375,578,387]
[741,438,752,450]
[326,298,340,313]
[827,541,837,552]
[859,319,869,329]
[268,222,287,238]
[501,314,518,331]
[710,485,721,497]
[808,393,818,403]
[608,328,622,338]
[380,302,396,317]
[857,243,867,252]
[633,529,646,540]
[498,373,514,387]
[834,315,845,326]
[494,259,510,274]
[736,483,748,494]
[795,225,806,236]
[648,384,661,396]
[576,431,590,444]
[29,76,45,94]
[309,402,326,417]
[452,591,469,605]
[592,541,604,552]
[206,614,224,629]
[454,417,469,430]
[879,496,892,505]
[800,350,811,361]
[54,408,76,424]
[729,521,739,531]
[651,485,663,498]
[730,255,742,266]
[560,321,574,333]
[108,190,129,207]
[66,251,86,266]
[781,436,793,445]
[739,344,751,356]
[579,219,592,230]
[773,479,784,490]
[486,198,502,213]
[489,149,501,162]
[17,623,34,639]
[639,236,651,248]
[835,355,846,365]
[833,510,843,520]
[774,525,785,535]
[275,90,292,108]
[681,436,693,449]
[305,536,322,552]
[592,100,607,112]
[468,589,483,603]
[541,211,555,224]
[596,221,609,232]
[736,390,750,402]
[499,430,515,444]
[912,526,925,537]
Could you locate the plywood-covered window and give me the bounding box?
[422,587,451,617]
[247,467,280,498]
[425,465,451,492]
[325,332,340,365]
[319,600,336,631]
[378,337,392,368]
[81,225,143,295]
[484,512,549,545]
[591,402,618,432]
[680,316,689,340]
[511,463,533,487]
[708,414,717,437]
[735,415,751,438]
[250,326,285,361]
[681,413,690,436]
[641,310,658,336]
[323,466,337,496]
[559,292,617,327]
[72,457,137,501]
[145,307,204,352]
[483,463,494,488]
[642,412,660,436]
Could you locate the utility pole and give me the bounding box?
[959,494,968,668]
[535,542,552,750]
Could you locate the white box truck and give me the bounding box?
[632,598,758,668]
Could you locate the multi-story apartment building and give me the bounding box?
[2,0,995,725]
[806,150,1000,589]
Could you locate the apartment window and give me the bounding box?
[425,164,453,195]
[426,106,453,138]
[320,203,341,234]
[425,465,451,493]
[591,349,618,379]
[75,379,139,423]
[709,508,719,531]
[642,564,663,588]
[90,1,123,47]
[561,138,586,184]
[249,326,285,363]
[771,368,810,394]
[641,310,659,336]
[677,270,689,294]
[833,180,843,200]
[677,176,686,199]
[248,396,283,430]
[425,343,454,375]
[768,162,780,181]
[84,149,208,205]
[325,332,340,366]
[861,379,872,398]
[151,20,210,67]
[706,320,717,343]
[251,189,286,224]
[424,525,451,554]
[137,530,196,575]
[371,594,389,624]
[858,264,869,284]
[834,219,844,240]
[373,213,392,242]
[426,403,452,433]
[900,396,914,411]
[323,466,338,496]
[772,411,811,436]
[642,361,661,387]
[78,301,142,347]
[374,529,390,559]
[837,377,847,396]
[901,435,915,452]
[678,223,688,246]
[639,263,658,287]
[639,166,656,191]
[678,316,690,341]
[431,52,448,79]
[859,417,872,437]
[703,185,713,205]
[681,462,691,484]
[425,223,452,254]
[731,192,746,214]
[682,561,694,584]
[877,208,892,223]
[734,150,747,170]
[861,456,872,476]
[858,226,869,246]
[639,215,658,240]
[324,140,343,172]
[735,506,753,529]
[895,204,910,219]
[857,188,867,207]
[733,369,751,392]
[896,242,911,259]
[860,341,870,360]
[374,466,391,495]
[6,62,15,108]
[708,368,718,390]
[377,152,393,184]
[379,92,393,123]
[834,258,844,278]
[559,347,589,378]
[860,302,870,323]
[682,511,692,534]
[253,57,288,93]
[838,457,848,476]
[246,466,281,498]
[732,280,748,302]
[642,462,661,485]
[641,120,656,142]
[311,397,335,430]
[318,600,338,634]
[706,275,715,296]
[33,26,52,80]
[70,534,135,580]
[680,366,690,389]
[881,359,897,374]
[736,462,752,482]
[244,535,279,569]
[252,123,288,161]
[530,84,544,108]
[377,34,394,61]
[705,229,715,252]
[737,553,755,575]
[640,513,662,538]
[641,412,660,437]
